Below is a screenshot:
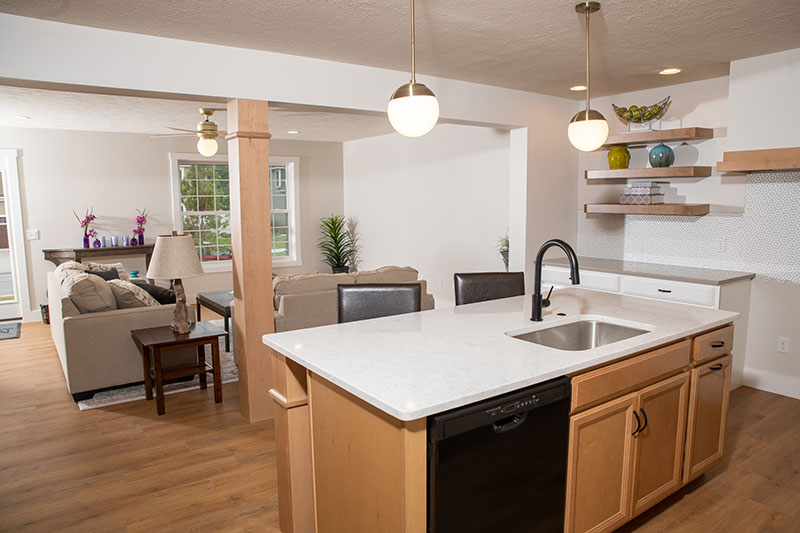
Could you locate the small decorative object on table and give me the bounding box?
[122,235,130,247]
[649,142,675,167]
[497,231,510,272]
[607,145,631,169]
[74,208,97,248]
[100,236,107,248]
[133,208,148,246]
[92,238,101,248]
[130,270,140,279]
[111,235,119,247]
[612,96,671,130]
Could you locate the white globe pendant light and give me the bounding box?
[387,0,439,137]
[196,135,219,157]
[568,1,608,152]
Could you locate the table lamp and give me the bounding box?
[146,232,204,334]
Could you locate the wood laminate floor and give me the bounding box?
[1,321,798,532]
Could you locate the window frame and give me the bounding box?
[169,153,302,273]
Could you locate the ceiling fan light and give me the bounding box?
[388,82,440,138]
[568,109,609,151]
[197,136,219,157]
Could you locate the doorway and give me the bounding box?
[0,150,27,321]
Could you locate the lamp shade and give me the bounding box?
[146,234,204,280]
[387,82,440,137]
[568,109,609,151]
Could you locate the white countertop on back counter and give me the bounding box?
[262,288,738,421]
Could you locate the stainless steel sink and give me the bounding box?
[510,319,650,351]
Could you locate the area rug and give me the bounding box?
[78,320,237,410]
[0,322,21,340]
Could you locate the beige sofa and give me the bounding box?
[48,272,195,401]
[273,266,435,332]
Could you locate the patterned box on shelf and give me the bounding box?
[619,194,665,205]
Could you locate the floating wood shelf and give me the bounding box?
[716,147,800,172]
[584,203,710,216]
[601,127,714,149]
[585,166,713,180]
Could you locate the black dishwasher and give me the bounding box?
[428,377,570,533]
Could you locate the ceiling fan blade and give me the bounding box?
[150,133,196,138]
[167,127,196,133]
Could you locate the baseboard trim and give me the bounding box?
[742,368,800,400]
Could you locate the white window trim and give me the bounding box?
[168,152,302,273]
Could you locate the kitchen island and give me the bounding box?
[263,287,738,532]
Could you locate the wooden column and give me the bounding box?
[227,99,274,422]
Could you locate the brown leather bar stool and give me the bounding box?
[453,272,525,306]
[337,283,422,323]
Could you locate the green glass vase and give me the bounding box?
[608,145,630,169]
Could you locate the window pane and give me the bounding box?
[201,247,218,261]
[216,196,230,211]
[200,215,216,230]
[198,165,213,181]
[214,165,229,181]
[271,213,288,228]
[181,164,197,180]
[181,196,198,212]
[198,197,214,211]
[270,194,287,210]
[270,166,287,194]
[180,178,197,196]
[214,179,229,195]
[218,245,232,260]
[198,180,214,195]
[182,215,200,231]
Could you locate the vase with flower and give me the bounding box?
[133,208,148,246]
[74,208,97,248]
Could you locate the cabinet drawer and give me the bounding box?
[571,340,691,413]
[542,266,620,293]
[620,276,717,307]
[692,325,734,364]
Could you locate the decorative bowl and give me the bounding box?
[612,96,671,124]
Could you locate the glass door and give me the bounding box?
[0,172,21,320]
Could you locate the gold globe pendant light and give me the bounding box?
[387,0,439,137]
[568,1,609,151]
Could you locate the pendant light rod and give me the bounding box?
[585,4,590,119]
[410,0,416,82]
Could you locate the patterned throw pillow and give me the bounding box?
[107,279,160,308]
[53,260,88,283]
[86,262,130,282]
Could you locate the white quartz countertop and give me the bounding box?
[262,288,738,421]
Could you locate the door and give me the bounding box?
[565,392,637,533]
[630,372,690,516]
[0,151,26,321]
[683,355,732,483]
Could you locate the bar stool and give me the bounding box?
[453,272,525,306]
[337,283,422,323]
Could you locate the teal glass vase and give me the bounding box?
[649,142,675,168]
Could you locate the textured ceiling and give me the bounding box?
[1,1,799,98]
[0,86,395,141]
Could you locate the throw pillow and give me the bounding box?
[86,262,130,282]
[87,269,120,281]
[53,260,88,283]
[107,279,160,308]
[132,281,176,304]
[61,272,118,313]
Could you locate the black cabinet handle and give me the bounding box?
[632,410,641,436]
[657,288,672,293]
[711,341,725,348]
[709,363,724,371]
[639,408,648,433]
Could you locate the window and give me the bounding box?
[170,153,301,271]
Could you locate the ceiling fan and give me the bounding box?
[153,107,227,157]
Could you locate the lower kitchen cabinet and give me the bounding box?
[683,354,732,483]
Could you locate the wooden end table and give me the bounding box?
[196,290,234,351]
[131,322,227,416]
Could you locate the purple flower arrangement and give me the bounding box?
[132,208,148,246]
[74,208,97,248]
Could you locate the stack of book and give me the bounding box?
[619,181,667,205]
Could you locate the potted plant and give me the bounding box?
[318,215,353,273]
[345,216,363,272]
[497,231,510,272]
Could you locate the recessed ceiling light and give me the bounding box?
[287,130,300,134]
[570,85,587,91]
[659,68,681,75]
[12,115,31,120]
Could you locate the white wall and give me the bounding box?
[0,127,343,315]
[344,125,510,306]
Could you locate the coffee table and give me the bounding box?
[196,289,234,351]
[131,321,227,416]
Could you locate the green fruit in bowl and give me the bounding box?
[612,96,671,124]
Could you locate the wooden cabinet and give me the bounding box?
[630,372,689,516]
[683,354,732,483]
[565,393,638,533]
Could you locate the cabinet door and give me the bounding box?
[683,355,732,483]
[630,372,690,516]
[565,393,637,533]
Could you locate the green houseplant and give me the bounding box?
[318,215,353,273]
[497,231,510,272]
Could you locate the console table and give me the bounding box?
[43,244,155,269]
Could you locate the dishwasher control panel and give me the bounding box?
[485,395,539,418]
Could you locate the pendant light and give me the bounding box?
[387,0,439,137]
[568,1,608,152]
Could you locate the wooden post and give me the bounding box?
[227,99,274,422]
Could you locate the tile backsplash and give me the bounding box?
[577,171,800,284]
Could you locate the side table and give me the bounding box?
[131,322,227,416]
[196,290,234,351]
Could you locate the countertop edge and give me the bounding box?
[263,314,738,422]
